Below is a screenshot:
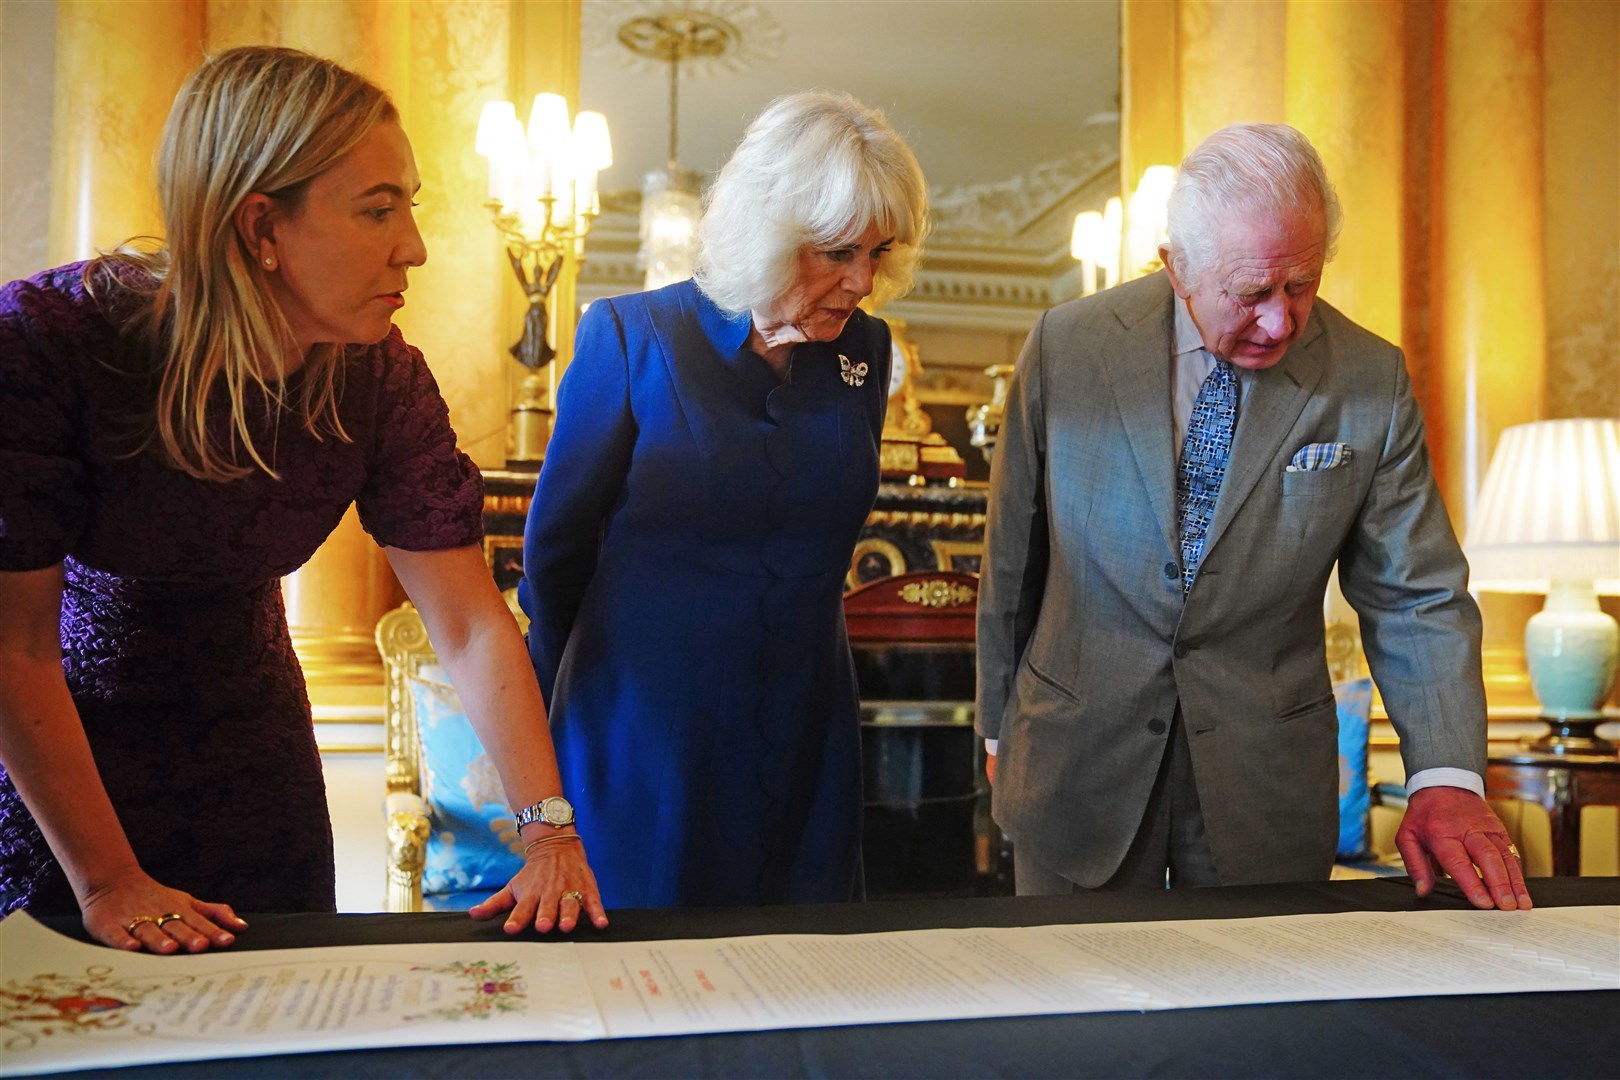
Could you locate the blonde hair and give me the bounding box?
[89,45,396,481]
[695,91,929,315]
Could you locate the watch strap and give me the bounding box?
[514,796,573,829]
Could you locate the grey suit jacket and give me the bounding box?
[976,272,1486,888]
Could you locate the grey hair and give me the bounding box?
[694,91,929,316]
[1164,123,1342,287]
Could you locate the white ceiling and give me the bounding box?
[579,0,1121,197]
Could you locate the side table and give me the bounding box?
[1485,750,1620,876]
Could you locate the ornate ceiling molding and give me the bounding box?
[582,0,782,77]
[929,142,1118,247]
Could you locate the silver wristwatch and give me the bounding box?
[514,795,575,829]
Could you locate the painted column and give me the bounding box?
[1284,0,1404,347]
[1119,0,1181,202]
[271,1,418,696]
[1176,0,1286,149]
[1432,0,1548,707]
[1280,1,1405,648]
[48,0,204,263]
[397,0,515,470]
[279,502,406,692]
[205,0,280,51]
[1432,0,1545,525]
[269,3,580,696]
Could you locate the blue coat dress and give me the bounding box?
[519,280,891,909]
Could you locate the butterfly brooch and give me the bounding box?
[839,354,868,387]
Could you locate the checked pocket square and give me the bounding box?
[1286,442,1352,472]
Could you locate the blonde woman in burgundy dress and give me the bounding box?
[0,46,603,952]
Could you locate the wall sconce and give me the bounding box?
[1070,197,1121,297]
[1124,164,1176,279]
[1071,165,1176,297]
[475,94,612,460]
[1465,418,1620,753]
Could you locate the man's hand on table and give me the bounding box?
[1396,786,1533,911]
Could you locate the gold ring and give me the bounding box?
[1507,844,1521,859]
[155,913,184,927]
[560,890,585,904]
[125,915,156,934]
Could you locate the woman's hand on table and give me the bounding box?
[80,869,246,953]
[469,833,608,933]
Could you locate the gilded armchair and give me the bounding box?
[374,592,528,912]
[375,602,437,912]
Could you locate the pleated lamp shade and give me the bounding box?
[1464,418,1620,595]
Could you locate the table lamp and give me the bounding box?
[1464,418,1620,753]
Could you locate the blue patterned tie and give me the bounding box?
[1176,357,1237,594]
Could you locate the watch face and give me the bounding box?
[540,796,575,826]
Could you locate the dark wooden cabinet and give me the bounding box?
[479,466,541,593]
[849,480,987,586]
[483,470,987,597]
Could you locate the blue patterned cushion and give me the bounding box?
[410,668,524,895]
[1334,677,1375,860]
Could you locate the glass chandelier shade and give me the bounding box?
[640,165,704,292]
[625,12,725,293]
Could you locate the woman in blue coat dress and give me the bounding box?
[519,92,929,908]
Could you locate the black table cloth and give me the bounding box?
[40,876,1619,1079]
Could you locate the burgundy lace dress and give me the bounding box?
[0,264,483,915]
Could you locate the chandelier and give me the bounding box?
[617,11,735,291]
[592,1,779,292]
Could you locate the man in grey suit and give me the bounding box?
[977,123,1531,910]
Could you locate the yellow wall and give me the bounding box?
[31,1,1617,475]
[47,1,203,262]
[28,0,617,474]
[1542,0,1620,424]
